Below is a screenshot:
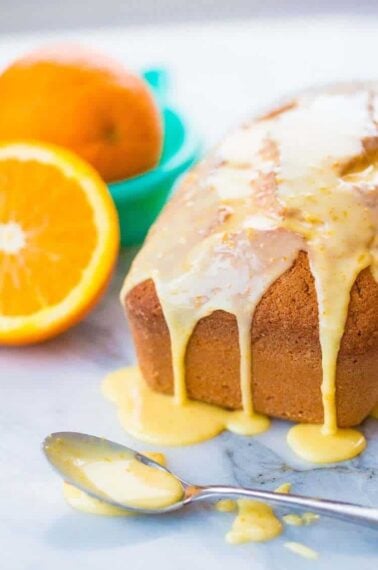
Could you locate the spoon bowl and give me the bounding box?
[43,432,378,526]
[43,432,197,514]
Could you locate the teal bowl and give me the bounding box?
[108,69,201,246]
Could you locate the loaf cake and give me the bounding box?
[121,83,378,430]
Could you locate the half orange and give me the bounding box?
[0,141,119,345]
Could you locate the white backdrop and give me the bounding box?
[0,0,377,33]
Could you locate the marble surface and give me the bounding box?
[1,16,378,570]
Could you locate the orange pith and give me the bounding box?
[0,142,119,344]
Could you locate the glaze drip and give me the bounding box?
[103,367,270,446]
[121,85,378,462]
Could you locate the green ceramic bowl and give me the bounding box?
[108,69,201,246]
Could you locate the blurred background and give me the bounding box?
[0,0,375,146]
[1,0,378,33]
[1,0,378,206]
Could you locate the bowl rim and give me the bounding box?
[108,103,201,204]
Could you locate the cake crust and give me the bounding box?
[124,251,378,427]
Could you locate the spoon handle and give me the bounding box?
[193,485,378,528]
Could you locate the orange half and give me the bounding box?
[0,141,119,344]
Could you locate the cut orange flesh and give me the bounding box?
[0,142,119,344]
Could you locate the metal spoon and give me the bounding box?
[43,432,378,528]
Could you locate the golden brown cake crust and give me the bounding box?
[124,251,378,427]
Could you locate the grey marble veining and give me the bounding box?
[1,250,378,570]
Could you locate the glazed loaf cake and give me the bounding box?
[122,84,378,428]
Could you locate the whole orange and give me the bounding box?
[0,46,163,182]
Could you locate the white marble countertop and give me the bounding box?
[1,16,378,570]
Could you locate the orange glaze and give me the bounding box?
[117,86,378,463]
